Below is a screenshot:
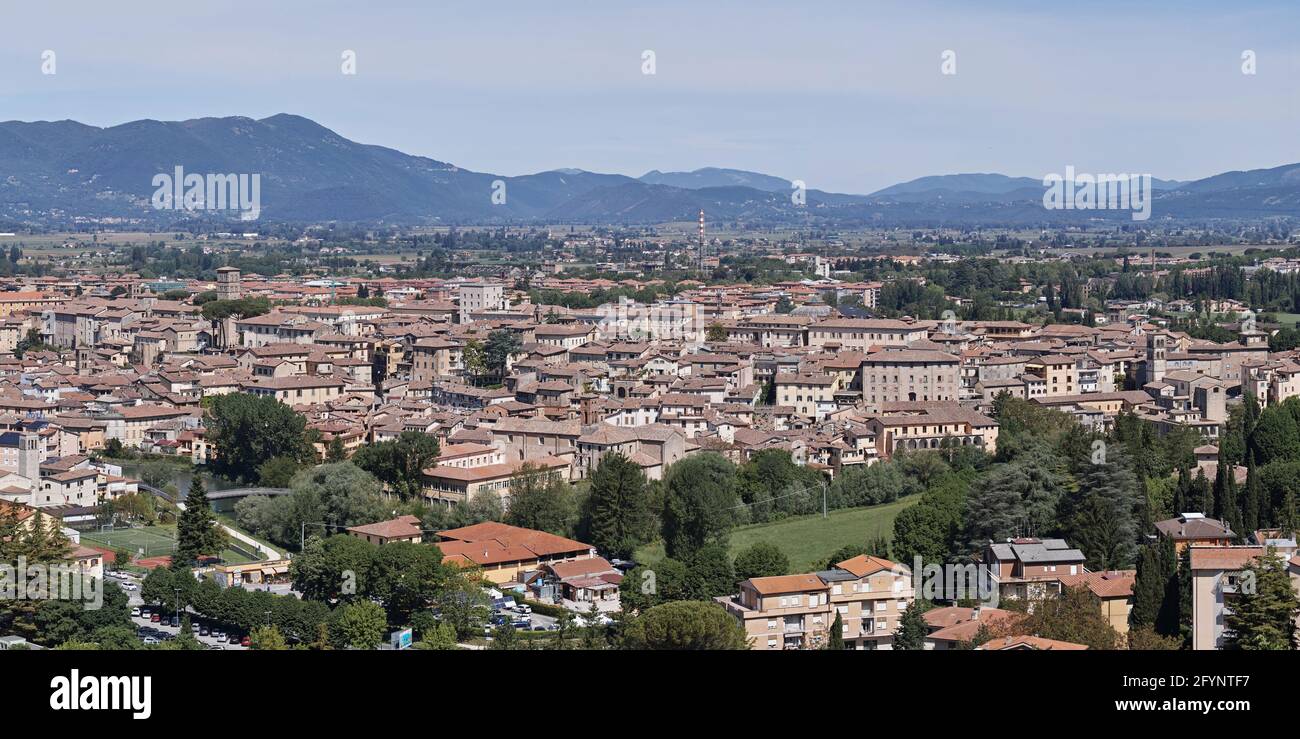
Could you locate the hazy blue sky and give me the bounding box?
[2,0,1297,193]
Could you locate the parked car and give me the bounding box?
[228,634,241,644]
[514,604,532,615]
[130,607,140,617]
[150,613,161,623]
[240,636,251,648]
[199,626,209,636]
[121,583,138,592]
[191,622,200,633]
[140,609,151,618]
[142,636,159,645]
[511,619,530,629]
[170,616,180,628]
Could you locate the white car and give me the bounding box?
[120,582,138,592]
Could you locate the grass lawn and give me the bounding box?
[634,495,920,573]
[1271,312,1300,326]
[83,523,257,565]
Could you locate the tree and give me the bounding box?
[249,625,288,650]
[207,393,311,484]
[462,339,487,378]
[483,330,523,375]
[176,476,224,566]
[1249,403,1300,466]
[826,612,845,650]
[351,431,440,501]
[367,541,455,624]
[333,601,387,650]
[234,463,387,550]
[583,453,654,559]
[290,534,376,603]
[685,544,736,599]
[1223,551,1299,650]
[620,601,749,650]
[1130,539,1179,636]
[661,453,739,559]
[504,465,577,536]
[705,323,727,343]
[1064,449,1141,570]
[965,443,1066,548]
[325,436,347,463]
[1128,626,1182,650]
[1023,585,1122,650]
[894,600,933,650]
[733,542,789,582]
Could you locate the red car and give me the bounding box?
[240,636,251,648]
[150,613,161,623]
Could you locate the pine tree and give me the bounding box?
[1278,488,1299,538]
[1188,470,1212,516]
[1177,545,1193,647]
[1067,448,1141,570]
[1242,453,1263,535]
[176,476,222,566]
[894,600,931,650]
[1130,544,1165,630]
[1223,551,1299,650]
[826,612,845,650]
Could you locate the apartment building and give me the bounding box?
[574,422,688,481]
[1189,546,1268,650]
[861,348,960,404]
[982,538,1087,603]
[457,282,506,324]
[775,372,841,420]
[717,555,914,650]
[240,376,346,406]
[865,403,999,459]
[807,318,928,351]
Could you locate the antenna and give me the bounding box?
[698,208,706,272]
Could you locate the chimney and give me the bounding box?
[970,604,982,621]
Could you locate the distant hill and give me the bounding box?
[638,167,792,192]
[0,114,1298,227]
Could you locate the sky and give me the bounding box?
[1,0,1298,193]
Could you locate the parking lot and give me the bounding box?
[130,608,249,650]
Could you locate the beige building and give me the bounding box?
[862,348,960,404]
[717,555,914,650]
[776,372,841,420]
[240,376,346,405]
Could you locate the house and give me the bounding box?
[981,538,1087,603]
[434,521,596,585]
[1154,513,1235,554]
[1058,569,1136,634]
[347,515,423,545]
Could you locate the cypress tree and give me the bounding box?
[176,476,221,566]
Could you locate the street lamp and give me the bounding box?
[173,587,181,628]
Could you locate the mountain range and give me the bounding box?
[3,114,1300,227]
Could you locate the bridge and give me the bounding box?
[136,483,290,503]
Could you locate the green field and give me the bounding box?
[1271,312,1300,326]
[635,495,920,573]
[83,524,256,565]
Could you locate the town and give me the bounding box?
[0,225,1296,653]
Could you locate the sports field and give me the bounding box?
[82,524,257,564]
[83,525,178,558]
